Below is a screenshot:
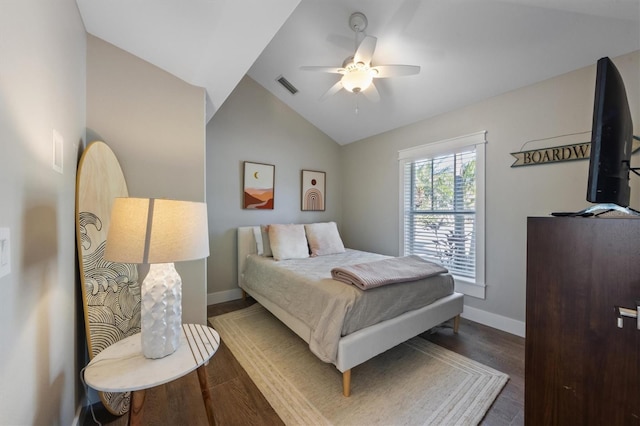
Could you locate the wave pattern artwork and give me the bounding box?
[79,211,141,415]
[79,212,141,353]
[76,141,140,416]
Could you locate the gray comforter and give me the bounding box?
[241,249,454,364]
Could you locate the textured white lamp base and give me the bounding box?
[141,262,182,359]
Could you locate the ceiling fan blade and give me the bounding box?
[362,82,380,103]
[300,66,345,74]
[319,80,343,101]
[371,64,420,78]
[354,35,377,66]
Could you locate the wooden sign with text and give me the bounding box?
[511,142,590,167]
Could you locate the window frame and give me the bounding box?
[398,131,487,299]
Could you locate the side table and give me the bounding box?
[84,323,220,425]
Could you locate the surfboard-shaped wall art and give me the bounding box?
[75,141,141,415]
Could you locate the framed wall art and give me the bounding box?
[243,161,274,209]
[301,169,325,211]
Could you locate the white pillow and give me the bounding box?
[268,224,309,261]
[253,226,264,255]
[252,225,273,257]
[304,222,345,256]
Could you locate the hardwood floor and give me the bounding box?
[82,298,524,426]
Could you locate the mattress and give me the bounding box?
[241,249,454,363]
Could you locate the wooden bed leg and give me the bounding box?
[453,315,460,334]
[242,289,247,300]
[342,370,351,397]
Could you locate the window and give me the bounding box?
[399,131,486,299]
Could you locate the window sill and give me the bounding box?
[452,276,485,299]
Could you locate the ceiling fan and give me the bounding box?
[301,12,420,103]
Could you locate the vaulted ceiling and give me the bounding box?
[77,0,640,145]
[76,0,301,121]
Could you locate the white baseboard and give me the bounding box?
[207,289,526,338]
[461,304,525,337]
[207,288,244,305]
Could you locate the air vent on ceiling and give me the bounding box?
[276,75,298,95]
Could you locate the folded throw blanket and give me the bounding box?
[331,255,448,290]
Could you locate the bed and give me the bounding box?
[237,224,464,397]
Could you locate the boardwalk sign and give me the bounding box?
[510,142,590,167]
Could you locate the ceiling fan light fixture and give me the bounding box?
[341,69,373,93]
[341,61,374,93]
[302,11,419,103]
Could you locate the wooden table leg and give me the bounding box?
[128,389,146,426]
[196,364,216,426]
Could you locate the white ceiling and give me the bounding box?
[76,0,301,121]
[77,0,640,145]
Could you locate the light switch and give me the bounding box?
[0,228,10,278]
[52,129,63,174]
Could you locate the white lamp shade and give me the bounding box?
[105,197,209,264]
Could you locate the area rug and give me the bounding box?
[210,304,508,426]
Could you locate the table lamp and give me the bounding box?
[104,197,209,359]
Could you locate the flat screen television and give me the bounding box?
[586,56,634,207]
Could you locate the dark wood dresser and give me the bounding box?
[526,216,640,425]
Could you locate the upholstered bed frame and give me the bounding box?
[237,226,464,396]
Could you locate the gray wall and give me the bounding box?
[86,35,208,324]
[206,76,342,301]
[0,1,86,424]
[341,51,640,332]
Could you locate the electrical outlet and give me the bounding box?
[0,228,10,278]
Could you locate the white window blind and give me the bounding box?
[399,131,486,297]
[402,149,476,277]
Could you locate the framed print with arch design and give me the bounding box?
[301,170,325,211]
